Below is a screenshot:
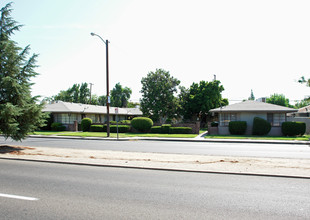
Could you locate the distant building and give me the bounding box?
[288,104,310,134]
[43,101,142,130]
[209,100,297,136]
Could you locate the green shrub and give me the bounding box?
[151,126,162,133]
[229,121,247,135]
[119,120,131,124]
[81,118,92,132]
[211,121,219,127]
[131,117,153,132]
[109,121,117,124]
[170,127,192,134]
[102,124,130,133]
[161,124,171,134]
[90,125,103,132]
[252,117,271,135]
[282,122,306,136]
[110,125,130,133]
[51,122,66,131]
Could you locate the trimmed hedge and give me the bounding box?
[151,125,192,134]
[151,126,162,133]
[110,125,130,133]
[81,118,92,132]
[170,127,192,134]
[90,125,103,132]
[102,124,130,133]
[252,117,271,135]
[229,121,247,135]
[282,122,306,136]
[51,122,66,131]
[161,124,171,134]
[119,120,131,124]
[131,117,153,132]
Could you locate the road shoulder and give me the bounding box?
[1,145,309,178]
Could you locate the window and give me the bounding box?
[267,113,286,126]
[220,113,238,126]
[55,113,77,124]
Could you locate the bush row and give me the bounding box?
[90,124,131,133]
[150,124,192,134]
[228,118,306,136]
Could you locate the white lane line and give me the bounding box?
[0,193,39,201]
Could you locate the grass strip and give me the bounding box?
[205,135,310,141]
[33,131,197,138]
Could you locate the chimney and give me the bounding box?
[256,97,266,102]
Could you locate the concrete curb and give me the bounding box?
[27,135,310,145]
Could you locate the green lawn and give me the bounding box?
[204,134,310,141]
[32,131,197,138]
[32,131,310,141]
[32,131,71,136]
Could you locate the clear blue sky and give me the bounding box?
[3,0,310,104]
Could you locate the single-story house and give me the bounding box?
[209,100,297,136]
[288,104,310,134]
[290,104,310,118]
[43,101,143,130]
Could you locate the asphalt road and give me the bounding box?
[1,136,310,159]
[1,159,310,219]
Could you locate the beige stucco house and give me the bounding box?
[209,100,297,136]
[43,101,143,130]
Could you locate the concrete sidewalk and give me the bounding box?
[1,145,310,178]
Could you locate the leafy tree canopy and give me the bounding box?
[52,82,90,104]
[0,3,46,140]
[140,69,180,123]
[294,99,310,109]
[179,80,228,120]
[110,82,132,107]
[266,93,293,108]
[45,82,132,107]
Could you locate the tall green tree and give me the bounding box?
[79,82,89,104]
[97,95,106,106]
[140,69,180,123]
[0,3,46,140]
[179,80,228,121]
[266,93,293,108]
[53,82,90,104]
[248,89,255,100]
[110,82,132,107]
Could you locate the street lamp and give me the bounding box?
[90,32,110,137]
